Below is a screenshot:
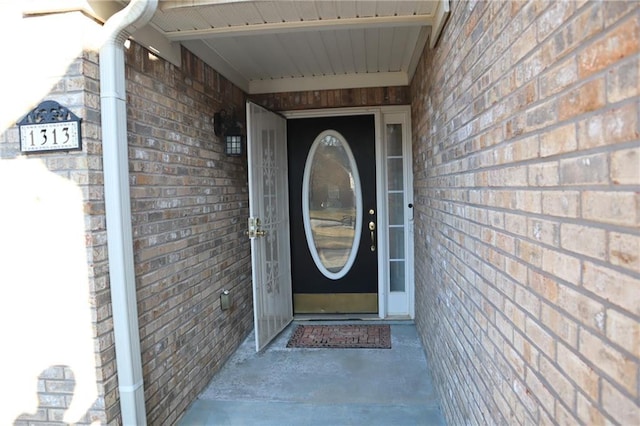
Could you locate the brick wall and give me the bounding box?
[250,86,409,111]
[411,1,639,424]
[125,44,254,425]
[0,10,110,425]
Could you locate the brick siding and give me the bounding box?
[125,46,410,423]
[0,18,110,424]
[125,44,253,425]
[411,1,639,424]
[250,86,409,111]
[4,2,638,425]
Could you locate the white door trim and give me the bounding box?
[283,105,413,319]
[381,109,414,318]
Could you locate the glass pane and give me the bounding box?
[388,158,404,191]
[305,133,360,277]
[389,227,405,259]
[390,261,405,292]
[387,124,403,156]
[388,193,404,226]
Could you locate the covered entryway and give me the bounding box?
[127,0,448,421]
[148,0,453,352]
[1,1,449,423]
[178,322,445,425]
[247,103,416,350]
[8,1,636,425]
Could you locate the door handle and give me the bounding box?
[369,221,376,252]
[247,217,268,238]
[245,229,267,237]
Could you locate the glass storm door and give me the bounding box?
[288,115,377,314]
[246,102,293,351]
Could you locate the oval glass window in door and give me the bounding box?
[302,130,362,280]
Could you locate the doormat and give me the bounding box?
[286,324,391,349]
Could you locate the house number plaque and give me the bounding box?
[18,100,82,153]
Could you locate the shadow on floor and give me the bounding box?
[179,321,446,426]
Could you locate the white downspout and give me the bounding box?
[99,0,157,424]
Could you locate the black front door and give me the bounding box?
[288,115,377,314]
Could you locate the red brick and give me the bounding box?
[576,392,607,426]
[511,24,538,65]
[514,331,540,368]
[504,213,527,237]
[508,258,529,285]
[409,1,640,424]
[540,356,575,408]
[578,15,640,78]
[582,261,640,316]
[555,399,581,425]
[529,270,558,302]
[516,240,543,268]
[539,408,555,426]
[582,191,639,227]
[528,161,559,187]
[559,152,609,185]
[579,328,637,395]
[557,344,599,400]
[528,217,559,246]
[540,123,576,157]
[524,98,557,132]
[515,191,542,214]
[505,345,527,379]
[497,135,539,163]
[601,380,640,424]
[604,1,640,26]
[540,302,578,348]
[525,317,555,358]
[557,78,606,121]
[515,284,541,317]
[525,368,555,416]
[542,248,581,284]
[606,309,640,361]
[556,283,605,330]
[610,147,640,185]
[504,298,526,330]
[560,223,606,260]
[607,57,640,103]
[609,232,640,272]
[536,1,575,42]
[541,191,580,218]
[539,55,578,98]
[543,3,603,61]
[577,102,639,149]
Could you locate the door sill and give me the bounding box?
[293,313,414,323]
[294,313,380,321]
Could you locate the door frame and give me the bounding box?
[283,105,414,319]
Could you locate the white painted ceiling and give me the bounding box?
[147,0,449,94]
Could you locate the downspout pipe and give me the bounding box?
[99,0,157,424]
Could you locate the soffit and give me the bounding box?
[149,0,449,94]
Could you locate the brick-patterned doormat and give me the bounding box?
[286,324,391,349]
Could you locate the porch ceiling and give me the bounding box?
[148,0,449,94]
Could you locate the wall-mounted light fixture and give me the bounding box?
[214,109,243,156]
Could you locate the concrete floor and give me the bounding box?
[178,321,445,426]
